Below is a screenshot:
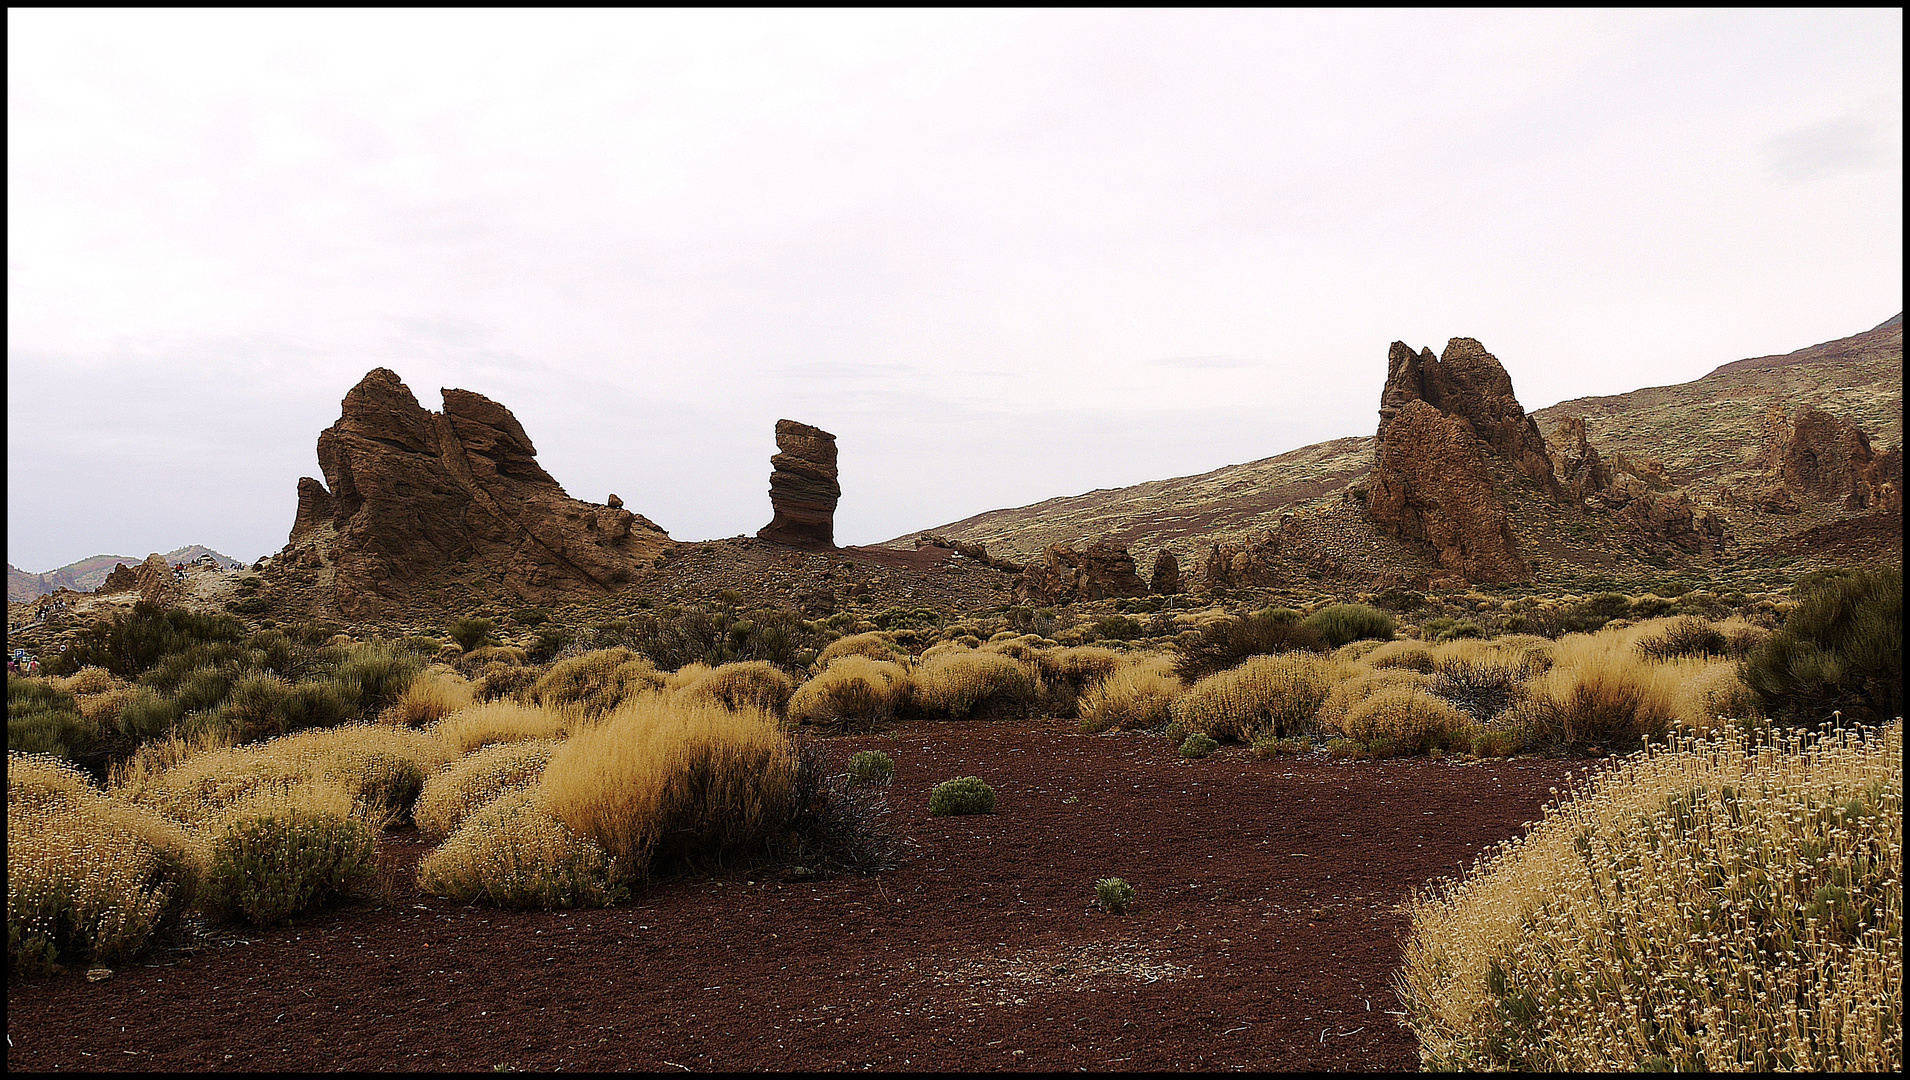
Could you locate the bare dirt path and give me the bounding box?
[7,720,1583,1072]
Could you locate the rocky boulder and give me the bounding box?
[1016,542,1147,604]
[133,553,181,606]
[757,420,841,549]
[1367,399,1527,584]
[277,368,673,617]
[1149,549,1181,595]
[1550,415,1615,502]
[1758,405,1902,513]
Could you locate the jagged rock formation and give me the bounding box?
[757,420,841,549]
[1378,339,1562,499]
[96,562,140,595]
[1550,415,1615,501]
[1015,542,1147,604]
[1756,405,1902,514]
[1149,550,1180,595]
[1368,399,1526,584]
[912,534,1025,573]
[276,369,672,617]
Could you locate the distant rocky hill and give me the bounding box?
[910,316,1902,589]
[8,545,244,602]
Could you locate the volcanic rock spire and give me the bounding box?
[757,419,841,549]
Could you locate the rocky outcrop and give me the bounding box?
[277,368,672,617]
[133,553,181,606]
[96,562,140,595]
[912,534,1024,573]
[1367,399,1526,584]
[1614,491,1730,556]
[1550,415,1615,502]
[1015,542,1147,604]
[1379,338,1561,499]
[757,420,841,549]
[1757,405,1902,513]
[1149,550,1181,595]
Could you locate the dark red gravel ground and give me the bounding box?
[7,719,1585,1073]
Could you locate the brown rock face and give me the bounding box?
[1379,338,1561,499]
[1550,415,1615,502]
[95,562,139,595]
[1149,550,1181,595]
[1015,542,1147,604]
[133,553,181,606]
[1759,405,1902,513]
[757,420,840,549]
[1613,491,1730,556]
[1367,400,1526,583]
[280,368,672,617]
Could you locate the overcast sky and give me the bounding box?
[8,9,1902,572]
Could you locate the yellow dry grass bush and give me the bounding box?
[378,665,475,727]
[919,640,974,662]
[910,649,1041,721]
[1319,668,1433,731]
[1337,687,1480,756]
[431,700,576,755]
[1333,638,1389,663]
[414,738,559,840]
[416,788,624,910]
[786,655,911,731]
[1397,721,1903,1072]
[1077,654,1182,733]
[540,695,797,879]
[8,753,203,974]
[528,647,665,718]
[1171,653,1335,742]
[55,666,126,697]
[473,660,540,702]
[815,632,907,667]
[76,685,137,726]
[1518,631,1693,751]
[1366,639,1436,673]
[668,660,797,715]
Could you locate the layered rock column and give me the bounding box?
[757,420,841,549]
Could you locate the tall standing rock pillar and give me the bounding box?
[757,419,841,549]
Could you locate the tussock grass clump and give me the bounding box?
[431,701,576,755]
[929,776,996,816]
[378,666,475,728]
[668,661,797,715]
[540,695,797,879]
[528,648,665,719]
[1077,655,1182,733]
[417,788,626,910]
[1032,646,1125,717]
[472,660,540,702]
[815,632,907,668]
[1319,669,1431,731]
[1171,653,1333,743]
[1336,688,1479,757]
[1396,721,1903,1072]
[1173,610,1327,683]
[55,666,126,697]
[786,655,912,732]
[8,753,201,975]
[414,739,561,840]
[910,650,1040,721]
[1366,640,1436,673]
[1095,877,1136,914]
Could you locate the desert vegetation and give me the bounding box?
[8,569,1901,1071]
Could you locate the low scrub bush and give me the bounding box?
[329,644,424,720]
[417,788,626,909]
[199,794,376,926]
[43,602,248,680]
[815,632,908,668]
[1304,603,1396,649]
[786,656,911,733]
[1366,641,1436,673]
[1741,565,1901,726]
[846,750,895,787]
[472,660,540,702]
[8,676,100,760]
[1336,688,1479,757]
[446,617,496,652]
[1428,659,1533,724]
[1513,664,1675,755]
[540,696,798,879]
[769,739,904,876]
[431,701,575,755]
[1178,732,1219,759]
[8,754,200,975]
[1396,721,1903,1071]
[1420,617,1486,643]
[929,776,996,817]
[1032,646,1125,717]
[1527,592,1634,638]
[1095,877,1136,914]
[1173,610,1326,682]
[528,648,665,719]
[414,739,560,840]
[1319,669,1432,731]
[668,661,797,715]
[378,667,475,728]
[1077,655,1181,733]
[1171,653,1332,743]
[911,650,1039,721]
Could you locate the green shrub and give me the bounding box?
[1095,877,1136,915]
[1178,732,1219,759]
[846,750,896,787]
[42,602,248,680]
[928,776,996,817]
[8,677,99,759]
[1174,610,1327,682]
[201,808,376,926]
[1303,603,1397,649]
[1529,592,1634,638]
[1741,566,1901,726]
[1420,617,1486,643]
[115,688,184,742]
[447,617,496,652]
[1163,719,1189,744]
[329,645,423,720]
[1093,614,1146,641]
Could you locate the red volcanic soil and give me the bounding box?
[7,720,1585,1073]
